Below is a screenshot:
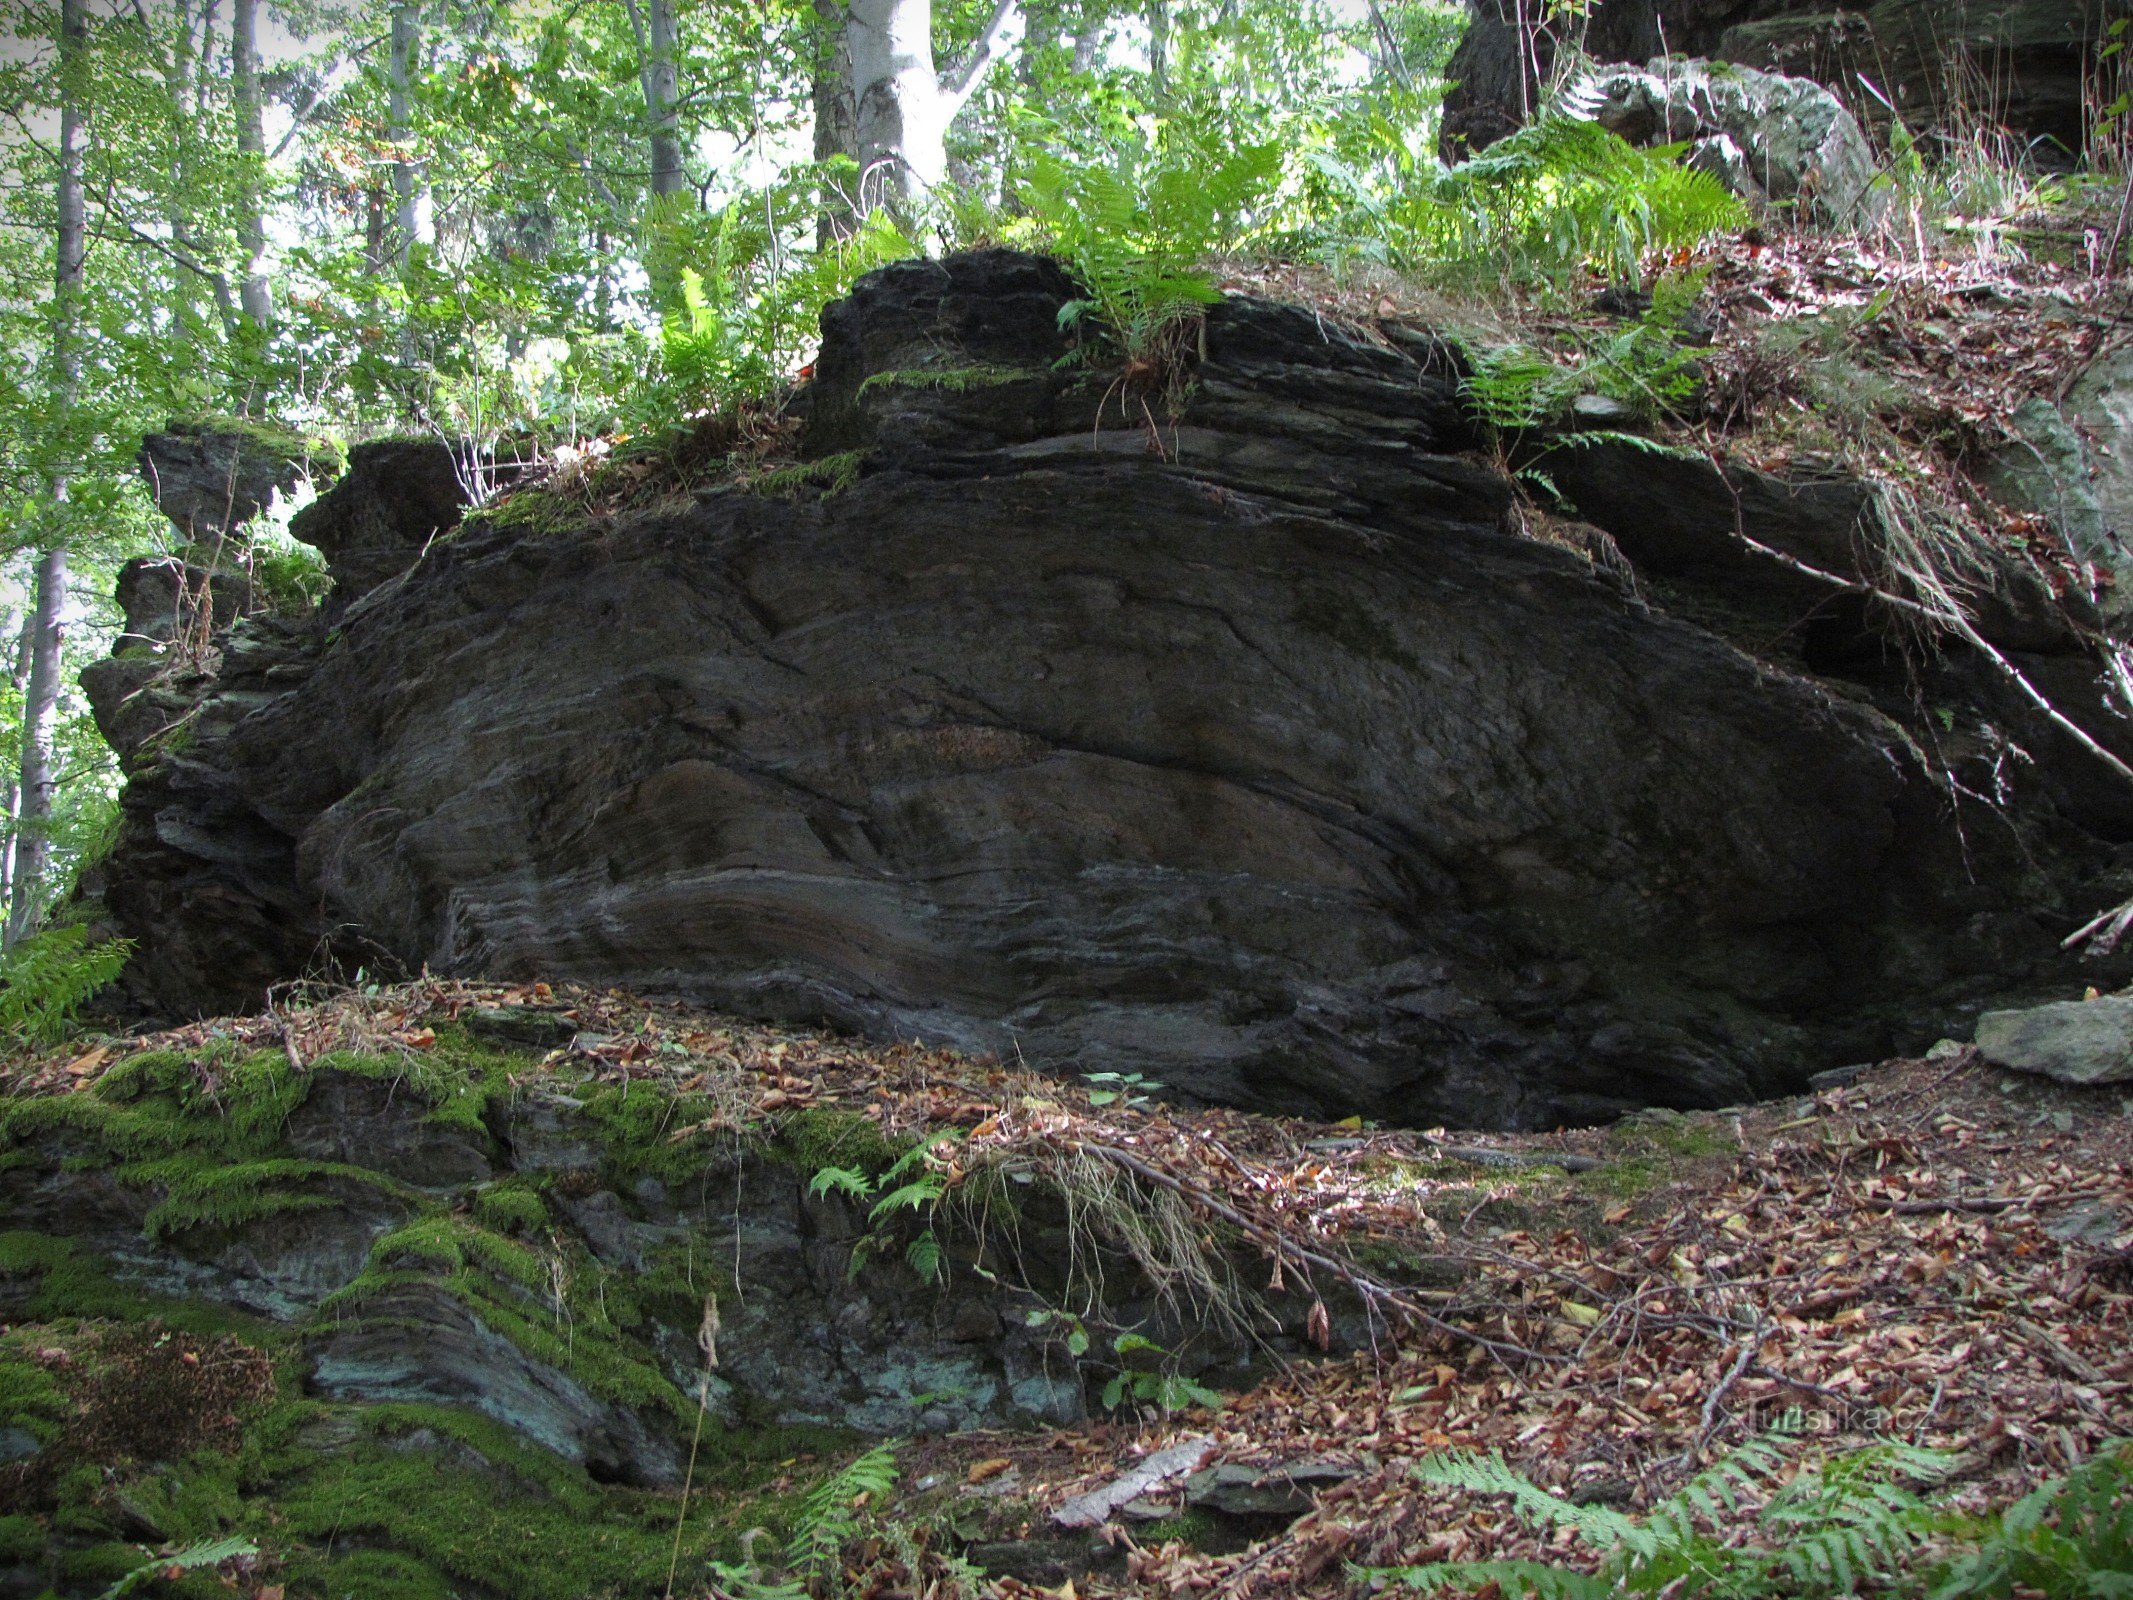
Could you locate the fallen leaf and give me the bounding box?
[967,1457,1014,1484]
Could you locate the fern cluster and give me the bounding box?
[1366,1438,2133,1600]
[0,925,132,1049]
[645,163,917,424]
[1016,116,1282,358]
[1460,272,1710,434]
[1936,1441,2133,1600]
[709,1442,901,1599]
[807,1131,961,1282]
[1316,110,1745,287]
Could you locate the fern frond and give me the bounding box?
[1362,1557,1616,1600]
[1413,1451,1641,1550]
[789,1441,900,1576]
[0,926,132,1048]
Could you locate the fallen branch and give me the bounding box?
[1873,1187,2114,1215]
[1074,1140,1559,1367]
[1684,1320,1768,1465]
[2013,1316,2107,1385]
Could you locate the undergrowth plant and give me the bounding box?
[1364,1438,2133,1600]
[1460,272,1711,433]
[0,926,132,1050]
[808,1131,963,1282]
[1017,116,1283,361]
[1314,108,1745,288]
[707,1441,901,1599]
[1365,1436,1953,1599]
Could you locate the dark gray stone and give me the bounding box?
[1184,1459,1357,1519]
[306,1281,688,1487]
[138,419,319,546]
[1442,0,2108,164]
[1976,996,2133,1085]
[288,437,469,615]
[83,250,2133,1128]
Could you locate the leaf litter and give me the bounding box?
[7,977,2128,1596]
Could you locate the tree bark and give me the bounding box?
[624,0,687,200]
[0,609,38,919]
[388,2,430,263]
[813,0,859,241]
[842,0,1019,207]
[10,0,87,946]
[1146,0,1168,99]
[231,0,272,329]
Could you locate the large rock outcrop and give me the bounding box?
[1442,0,2111,164]
[85,251,2133,1128]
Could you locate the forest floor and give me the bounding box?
[10,980,2129,1598]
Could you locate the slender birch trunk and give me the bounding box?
[389,2,430,263]
[9,0,88,946]
[232,0,272,330]
[624,0,687,200]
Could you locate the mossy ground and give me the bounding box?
[0,1027,889,1598]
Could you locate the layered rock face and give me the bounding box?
[1442,0,2109,164]
[87,251,2131,1128]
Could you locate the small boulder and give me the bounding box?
[1975,996,2133,1085]
[1588,58,1884,228]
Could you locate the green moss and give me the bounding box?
[763,1107,907,1179]
[1138,1507,1222,1547]
[92,1046,309,1148]
[0,1515,42,1563]
[0,1233,280,1338]
[175,412,343,477]
[462,486,586,539]
[135,1155,410,1239]
[473,1179,551,1235]
[317,1215,689,1427]
[250,1401,852,1600]
[751,451,863,499]
[117,1450,247,1543]
[0,1355,66,1444]
[855,364,1028,398]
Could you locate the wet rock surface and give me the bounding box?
[86,249,2133,1128]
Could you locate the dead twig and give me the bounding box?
[1074,1140,1559,1368]
[1684,1319,1768,1465]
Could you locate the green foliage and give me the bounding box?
[807,1131,961,1283]
[1018,116,1282,357]
[751,451,864,499]
[96,1534,255,1599]
[1317,111,1745,286]
[645,177,918,425]
[1366,1437,1958,1600]
[0,926,131,1049]
[1932,1440,2133,1600]
[1080,1070,1166,1108]
[1460,273,1711,434]
[1098,1331,1225,1414]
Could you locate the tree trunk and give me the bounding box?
[157,0,239,338]
[1146,0,1168,99]
[625,0,687,200]
[813,0,859,242]
[0,608,37,919]
[388,2,430,262]
[843,0,1019,207]
[231,0,272,329]
[10,0,87,946]
[847,0,949,201]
